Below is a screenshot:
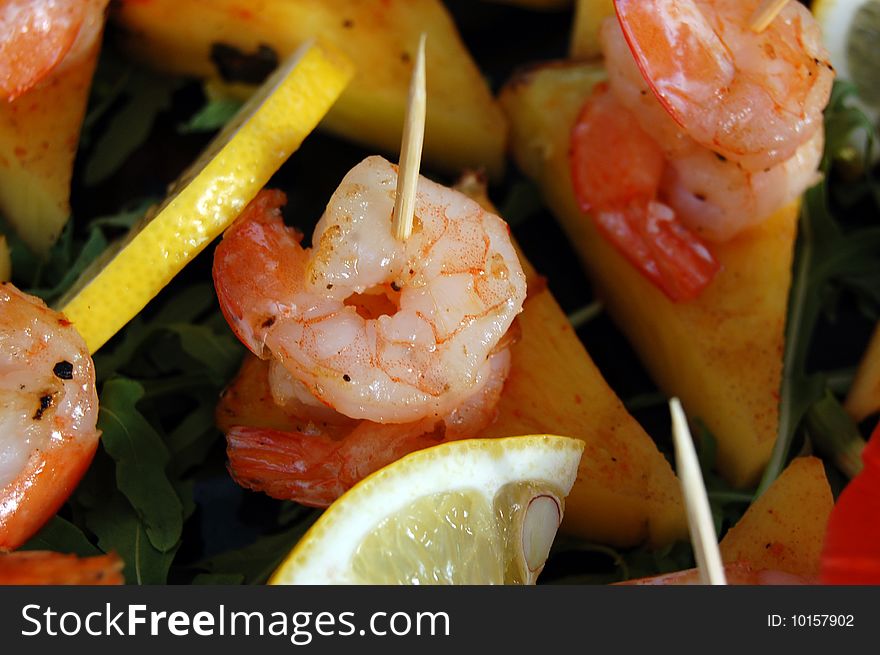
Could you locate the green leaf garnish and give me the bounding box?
[758,81,880,494]
[193,510,321,585]
[179,96,244,134]
[98,378,185,553]
[85,493,177,585]
[21,517,102,557]
[805,390,866,479]
[84,68,182,186]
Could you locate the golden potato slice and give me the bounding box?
[0,2,107,255]
[112,0,507,177]
[719,457,833,577]
[218,176,687,548]
[500,61,797,488]
[457,174,686,547]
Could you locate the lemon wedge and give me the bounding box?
[60,41,353,353]
[814,0,880,118]
[269,435,584,585]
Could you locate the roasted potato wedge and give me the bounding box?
[112,0,507,178]
[500,61,798,488]
[0,4,106,255]
[720,457,833,577]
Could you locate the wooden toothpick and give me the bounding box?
[669,399,728,585]
[749,0,789,33]
[392,33,427,242]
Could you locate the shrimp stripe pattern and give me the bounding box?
[226,423,444,508]
[0,283,100,551]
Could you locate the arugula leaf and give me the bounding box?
[98,378,184,552]
[21,517,102,557]
[761,189,879,490]
[823,80,876,171]
[166,402,222,477]
[757,82,880,494]
[163,323,242,385]
[4,201,149,304]
[543,536,695,584]
[92,283,242,385]
[84,68,182,186]
[179,97,243,134]
[499,180,545,227]
[152,282,217,323]
[193,513,321,585]
[85,493,176,585]
[805,390,866,479]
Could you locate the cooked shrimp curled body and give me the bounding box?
[0,283,99,550]
[214,156,527,424]
[612,0,834,172]
[573,0,835,251]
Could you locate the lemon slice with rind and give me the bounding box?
[60,41,353,353]
[270,435,584,585]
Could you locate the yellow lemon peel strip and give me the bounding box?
[62,42,353,353]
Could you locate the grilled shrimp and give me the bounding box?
[0,283,99,550]
[570,82,720,302]
[214,156,527,424]
[0,0,108,101]
[570,0,833,300]
[601,10,826,242]
[224,348,511,507]
[611,0,834,172]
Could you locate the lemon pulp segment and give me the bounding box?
[351,482,563,585]
[60,42,353,353]
[352,490,505,584]
[270,435,584,585]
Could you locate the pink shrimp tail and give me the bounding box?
[570,83,719,301]
[227,427,348,506]
[820,422,880,584]
[226,424,445,507]
[0,551,123,585]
